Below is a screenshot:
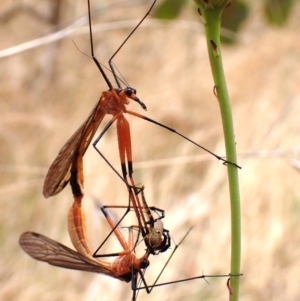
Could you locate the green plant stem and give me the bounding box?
[198,4,241,301]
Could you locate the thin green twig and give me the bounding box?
[195,1,241,300]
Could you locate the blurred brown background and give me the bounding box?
[1,0,300,300]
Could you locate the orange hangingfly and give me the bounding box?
[19,229,239,300]
[43,0,239,199]
[20,187,166,301]
[19,228,150,300]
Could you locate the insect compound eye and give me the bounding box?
[141,258,150,269]
[124,87,136,97]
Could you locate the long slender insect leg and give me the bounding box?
[93,188,144,257]
[126,110,241,168]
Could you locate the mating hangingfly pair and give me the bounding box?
[19,0,240,300]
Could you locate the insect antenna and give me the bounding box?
[72,39,128,87]
[111,60,130,88]
[108,0,157,88]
